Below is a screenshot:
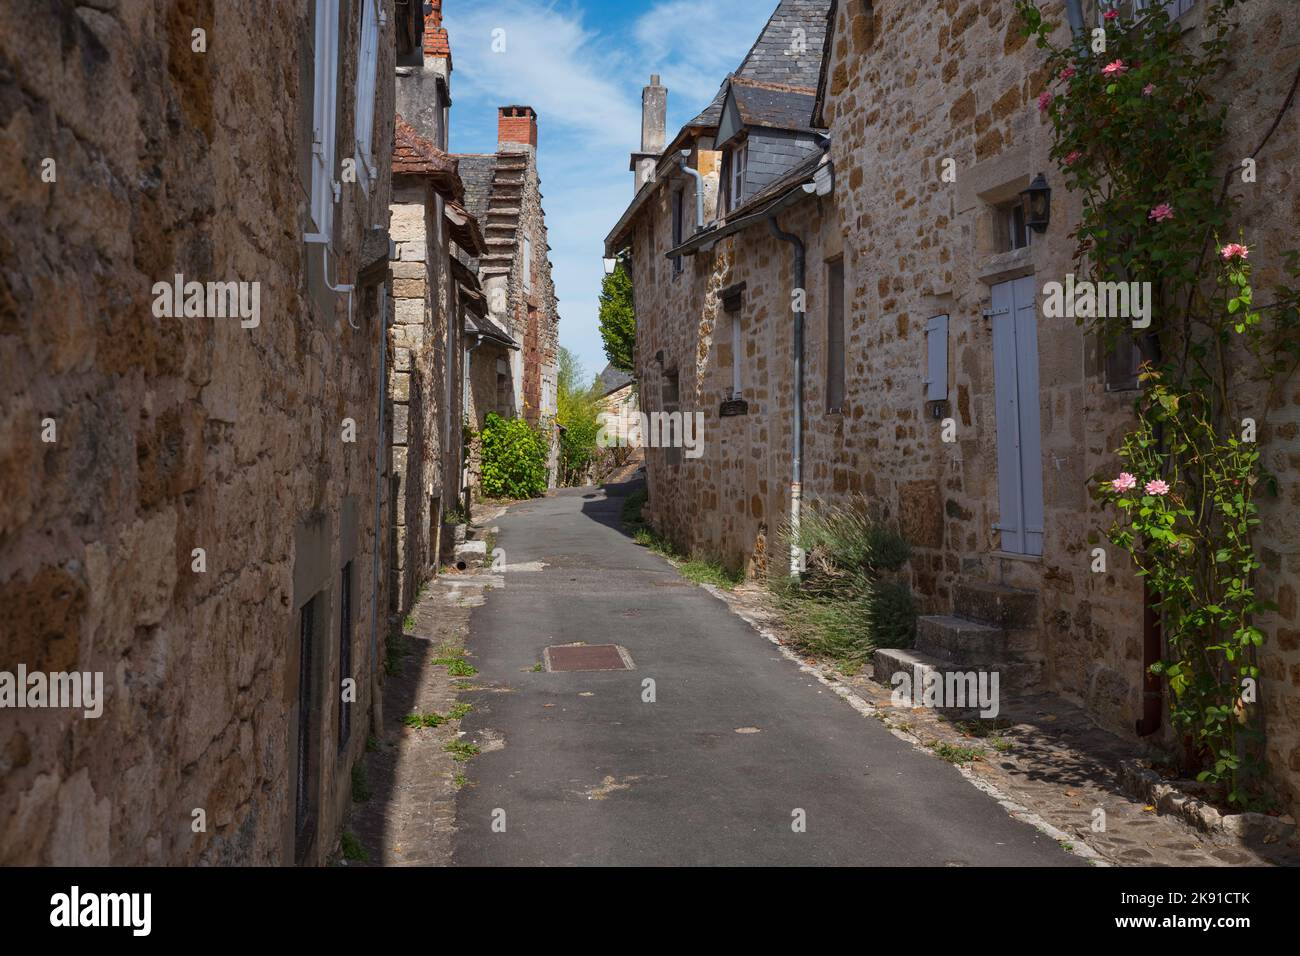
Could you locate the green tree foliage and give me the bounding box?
[598,261,635,374]
[555,348,602,487]
[478,412,548,499]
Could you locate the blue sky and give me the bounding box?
[441,0,778,386]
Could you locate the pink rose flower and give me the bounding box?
[1142,83,1156,97]
[1038,90,1053,112]
[1104,9,1120,21]
[1065,150,1083,165]
[1102,59,1128,79]
[1149,203,1175,223]
[1059,66,1076,82]
[1145,479,1170,496]
[1221,243,1250,261]
[1112,472,1138,493]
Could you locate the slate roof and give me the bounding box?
[682,0,831,128]
[454,154,498,227]
[729,78,819,133]
[597,364,635,397]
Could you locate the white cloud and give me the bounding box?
[443,0,640,150]
[437,0,780,377]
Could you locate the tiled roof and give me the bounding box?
[393,116,463,199]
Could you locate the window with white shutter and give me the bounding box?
[307,0,340,244]
[353,0,380,194]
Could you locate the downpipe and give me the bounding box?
[767,215,805,577]
[677,150,706,232]
[370,281,388,735]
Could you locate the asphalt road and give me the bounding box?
[451,482,1080,866]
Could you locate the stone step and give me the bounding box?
[953,582,1037,629]
[915,614,1008,663]
[873,645,1044,700]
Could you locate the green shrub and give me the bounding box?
[770,499,917,666]
[478,412,548,499]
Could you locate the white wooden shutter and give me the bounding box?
[307,0,340,243]
[924,314,948,401]
[354,0,379,193]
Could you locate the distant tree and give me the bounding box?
[598,261,635,374]
[555,348,602,486]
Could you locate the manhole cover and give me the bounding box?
[543,644,634,672]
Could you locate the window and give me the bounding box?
[925,314,949,402]
[295,596,318,862]
[827,259,846,412]
[1098,0,1195,22]
[662,370,681,467]
[671,189,684,275]
[353,0,380,193]
[337,563,353,752]
[307,0,340,244]
[728,141,748,212]
[522,232,532,293]
[1104,335,1143,391]
[996,200,1031,252]
[722,288,744,397]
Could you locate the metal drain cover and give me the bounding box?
[543,644,634,672]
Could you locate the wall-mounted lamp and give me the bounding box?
[603,257,618,275]
[1021,172,1052,234]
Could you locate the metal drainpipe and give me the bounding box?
[370,280,388,732]
[767,214,806,577]
[1064,0,1086,39]
[463,331,485,515]
[678,151,706,232]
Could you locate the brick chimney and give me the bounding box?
[423,0,452,66]
[498,106,538,149]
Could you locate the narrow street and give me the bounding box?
[448,482,1079,866]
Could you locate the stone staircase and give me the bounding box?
[479,152,528,281]
[873,582,1044,702]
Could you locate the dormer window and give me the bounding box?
[727,140,748,212]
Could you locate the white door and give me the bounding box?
[991,276,1045,556]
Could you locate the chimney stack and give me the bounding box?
[642,74,666,153]
[423,0,452,66]
[631,75,667,193]
[498,106,538,149]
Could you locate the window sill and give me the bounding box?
[989,549,1042,563]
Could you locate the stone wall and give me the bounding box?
[0,0,396,864]
[817,0,1300,817]
[630,0,1300,813]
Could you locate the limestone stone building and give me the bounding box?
[388,0,490,611]
[609,0,1300,814]
[1,0,401,864]
[457,107,563,490]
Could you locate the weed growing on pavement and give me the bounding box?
[351,763,372,803]
[453,773,468,789]
[931,742,985,765]
[445,740,481,761]
[384,634,409,676]
[341,831,367,862]
[630,515,742,590]
[448,703,472,719]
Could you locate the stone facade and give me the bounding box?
[456,106,562,491]
[612,0,1300,814]
[0,0,398,864]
